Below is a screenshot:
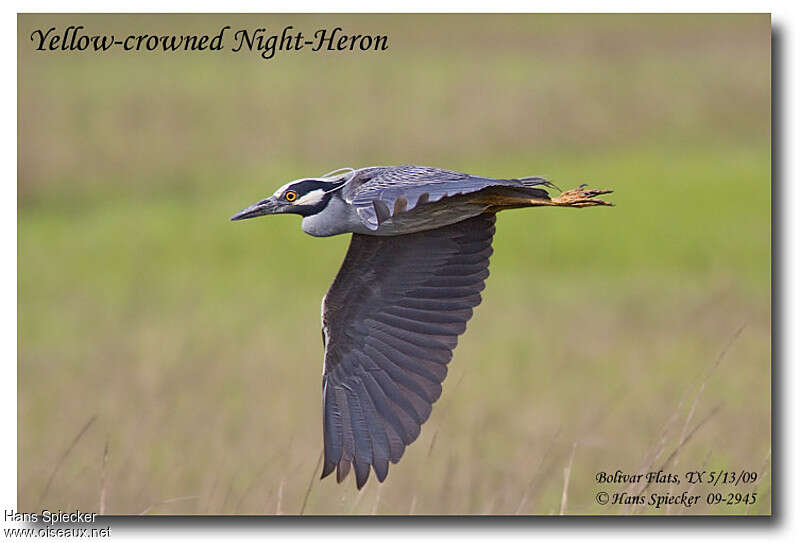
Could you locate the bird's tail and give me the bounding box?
[469,185,553,209]
[472,182,614,210]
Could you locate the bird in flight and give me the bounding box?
[231,165,612,489]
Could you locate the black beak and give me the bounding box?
[230,197,282,221]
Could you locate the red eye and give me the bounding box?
[285,191,298,202]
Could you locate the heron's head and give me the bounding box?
[230,178,347,221]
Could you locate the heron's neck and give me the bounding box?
[301,195,355,237]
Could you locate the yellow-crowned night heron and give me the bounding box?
[231,165,613,489]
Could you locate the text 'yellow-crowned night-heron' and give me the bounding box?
[231,165,613,489]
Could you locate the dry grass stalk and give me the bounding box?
[664,325,744,514]
[559,442,577,515]
[348,486,366,514]
[677,325,745,457]
[625,325,744,514]
[622,382,696,512]
[99,439,109,515]
[746,448,771,515]
[371,484,382,515]
[299,449,323,515]
[235,458,273,513]
[204,472,220,514]
[275,478,286,515]
[427,372,466,460]
[515,426,561,515]
[40,414,97,503]
[219,478,235,513]
[139,495,199,515]
[630,404,721,515]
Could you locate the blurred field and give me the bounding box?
[18,14,770,515]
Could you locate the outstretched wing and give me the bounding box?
[344,165,549,229]
[320,213,496,488]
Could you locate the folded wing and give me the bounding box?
[345,165,549,229]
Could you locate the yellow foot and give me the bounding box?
[551,184,614,207]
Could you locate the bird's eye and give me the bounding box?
[285,191,298,202]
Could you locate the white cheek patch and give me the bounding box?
[293,189,325,206]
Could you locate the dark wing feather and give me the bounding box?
[320,213,496,488]
[344,165,548,229]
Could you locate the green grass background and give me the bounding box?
[18,13,771,515]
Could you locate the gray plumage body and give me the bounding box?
[231,164,612,490]
[300,165,552,237]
